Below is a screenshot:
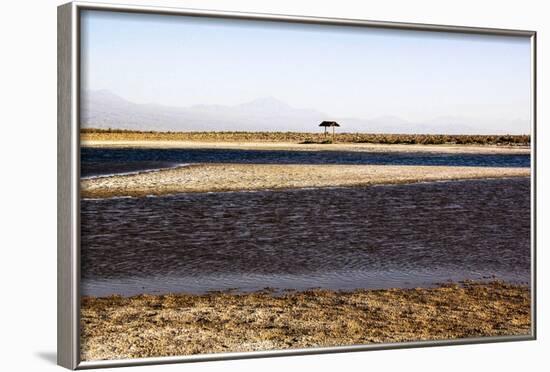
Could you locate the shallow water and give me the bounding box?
[81,177,531,296]
[81,147,530,177]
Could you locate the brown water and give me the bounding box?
[81,177,530,296]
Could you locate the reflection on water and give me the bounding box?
[81,147,530,177]
[81,178,530,296]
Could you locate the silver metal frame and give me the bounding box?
[57,1,537,369]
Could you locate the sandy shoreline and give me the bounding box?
[82,139,530,154]
[80,281,531,361]
[81,164,530,198]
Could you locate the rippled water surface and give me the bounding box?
[81,177,531,296]
[81,147,530,177]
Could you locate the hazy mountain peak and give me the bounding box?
[237,96,293,111]
[84,89,129,104]
[81,90,326,132]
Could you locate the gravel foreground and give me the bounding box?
[81,164,530,198]
[80,282,531,361]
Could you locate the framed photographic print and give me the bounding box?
[57,1,536,369]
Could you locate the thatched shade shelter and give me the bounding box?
[319,121,340,139]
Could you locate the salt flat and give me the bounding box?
[82,139,530,155]
[81,163,530,198]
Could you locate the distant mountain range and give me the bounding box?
[81,90,529,135]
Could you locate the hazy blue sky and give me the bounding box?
[81,10,532,133]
